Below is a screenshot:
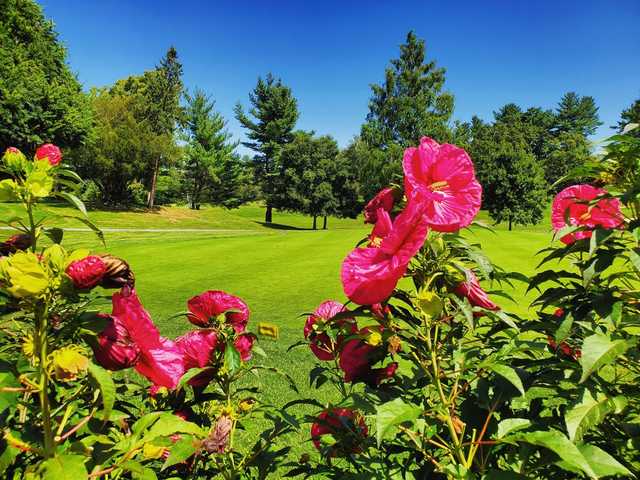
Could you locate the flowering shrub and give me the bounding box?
[294,133,640,479]
[0,145,298,479]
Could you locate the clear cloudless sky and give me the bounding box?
[40,0,639,154]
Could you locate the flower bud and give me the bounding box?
[66,255,107,290]
[97,254,135,288]
[0,234,33,256]
[234,333,254,362]
[202,415,233,454]
[35,144,62,166]
[2,147,26,171]
[48,346,89,381]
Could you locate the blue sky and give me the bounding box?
[41,0,639,153]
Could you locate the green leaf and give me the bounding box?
[57,191,87,217]
[565,390,627,442]
[554,312,574,344]
[0,371,19,415]
[224,341,241,374]
[628,248,640,273]
[176,367,214,391]
[0,441,17,474]
[495,418,531,439]
[61,215,105,246]
[162,436,196,470]
[488,364,525,396]
[38,454,88,479]
[375,398,422,446]
[577,444,632,478]
[507,430,597,478]
[44,227,64,244]
[87,363,115,422]
[579,334,631,383]
[141,412,206,443]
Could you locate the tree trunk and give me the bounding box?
[265,205,273,223]
[312,216,317,230]
[322,216,327,230]
[508,216,513,231]
[147,156,160,209]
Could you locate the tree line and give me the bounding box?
[2,0,639,228]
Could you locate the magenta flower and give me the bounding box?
[311,408,368,456]
[111,289,185,389]
[175,330,219,387]
[187,290,250,332]
[92,315,141,371]
[551,184,623,244]
[0,234,32,256]
[304,300,354,361]
[66,256,107,290]
[454,269,499,315]
[338,327,397,387]
[403,137,482,232]
[364,187,397,224]
[35,143,62,166]
[341,197,429,305]
[234,334,255,362]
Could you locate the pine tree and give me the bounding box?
[615,97,640,137]
[554,92,601,137]
[0,0,92,151]
[235,74,299,223]
[184,89,240,209]
[362,31,454,149]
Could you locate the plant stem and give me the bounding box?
[36,305,54,458]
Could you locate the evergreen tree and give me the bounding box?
[362,31,454,149]
[234,73,299,223]
[615,97,640,137]
[554,92,601,137]
[0,0,92,151]
[183,89,241,209]
[144,47,184,208]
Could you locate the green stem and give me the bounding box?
[427,325,467,468]
[26,198,37,253]
[36,305,54,458]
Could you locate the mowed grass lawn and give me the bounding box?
[1,201,557,467]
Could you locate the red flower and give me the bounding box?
[338,328,397,387]
[341,197,429,305]
[371,303,391,319]
[554,308,565,317]
[66,256,107,290]
[92,315,141,370]
[311,408,368,456]
[304,301,355,361]
[111,289,185,389]
[364,187,397,224]
[547,336,581,361]
[403,137,482,232]
[0,234,32,256]
[175,330,219,387]
[551,184,623,244]
[35,144,62,166]
[234,334,255,362]
[187,290,250,332]
[454,269,499,315]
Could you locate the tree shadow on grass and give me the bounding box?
[253,221,313,231]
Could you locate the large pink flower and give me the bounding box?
[341,198,429,305]
[304,301,354,361]
[175,330,219,387]
[35,143,62,166]
[363,187,397,224]
[234,334,255,362]
[187,290,250,332]
[111,289,185,389]
[92,315,141,371]
[551,184,623,244]
[403,137,482,232]
[454,269,499,315]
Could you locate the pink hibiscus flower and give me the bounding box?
[454,269,499,315]
[341,197,429,305]
[311,408,368,456]
[187,290,250,332]
[363,187,397,224]
[175,330,219,387]
[234,333,255,362]
[35,144,62,166]
[111,289,185,389]
[304,300,355,361]
[403,137,482,232]
[92,315,141,371]
[551,184,623,244]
